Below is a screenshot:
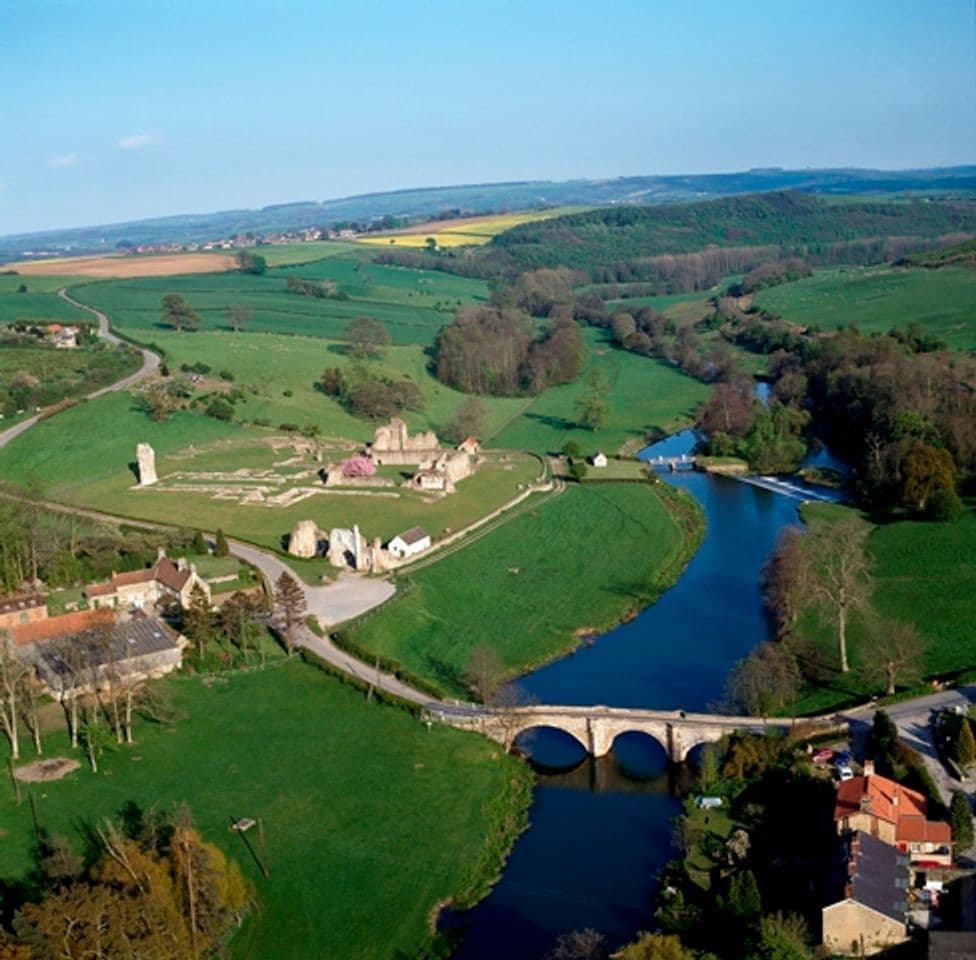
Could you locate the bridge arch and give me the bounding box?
[512,725,590,769]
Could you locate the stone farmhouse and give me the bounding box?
[0,594,48,631]
[833,761,952,867]
[30,616,185,698]
[85,548,211,611]
[822,830,909,956]
[388,527,431,560]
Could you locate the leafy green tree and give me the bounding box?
[224,303,252,332]
[568,460,588,482]
[205,396,234,421]
[192,530,209,555]
[236,250,267,275]
[723,868,761,920]
[183,583,215,659]
[575,368,610,431]
[214,528,230,557]
[956,719,976,766]
[901,443,956,512]
[561,440,581,459]
[160,293,201,333]
[341,316,390,359]
[446,396,486,443]
[725,643,799,717]
[927,487,964,521]
[748,912,811,960]
[319,366,347,397]
[615,932,695,960]
[950,790,973,851]
[868,709,900,773]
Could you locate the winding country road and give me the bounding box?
[0,288,160,451]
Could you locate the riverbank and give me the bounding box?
[347,480,706,701]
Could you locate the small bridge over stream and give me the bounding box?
[431,704,838,763]
[644,454,696,472]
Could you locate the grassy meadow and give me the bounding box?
[350,482,691,697]
[791,502,976,713]
[754,265,976,350]
[0,662,531,960]
[494,328,709,455]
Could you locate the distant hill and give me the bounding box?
[377,191,976,284]
[3,165,975,263]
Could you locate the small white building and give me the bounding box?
[388,526,431,560]
[590,452,608,468]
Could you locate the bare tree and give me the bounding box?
[762,525,810,639]
[49,636,90,749]
[19,668,44,756]
[275,572,306,656]
[224,303,252,333]
[804,517,873,674]
[861,619,926,695]
[725,642,800,718]
[0,632,30,760]
[463,643,507,704]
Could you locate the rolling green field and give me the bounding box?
[249,240,362,267]
[0,663,530,960]
[0,290,90,325]
[127,328,531,440]
[753,266,976,350]
[351,482,692,697]
[70,257,488,348]
[494,328,710,455]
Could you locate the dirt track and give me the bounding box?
[3,252,237,278]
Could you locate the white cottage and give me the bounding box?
[590,451,608,468]
[388,526,431,560]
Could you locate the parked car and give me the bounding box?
[695,796,723,809]
[812,748,835,764]
[837,765,855,781]
[834,750,853,767]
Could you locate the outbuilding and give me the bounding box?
[388,526,431,560]
[589,451,608,468]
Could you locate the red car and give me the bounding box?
[812,748,835,764]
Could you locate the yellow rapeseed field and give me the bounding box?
[355,206,588,248]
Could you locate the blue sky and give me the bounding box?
[2,0,975,235]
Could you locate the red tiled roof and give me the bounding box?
[11,608,114,646]
[834,774,928,825]
[835,773,950,846]
[153,557,191,593]
[897,815,951,846]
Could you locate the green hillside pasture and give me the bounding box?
[0,290,90,325]
[494,328,709,455]
[790,503,976,713]
[754,266,976,350]
[351,482,687,697]
[71,273,456,347]
[249,239,362,266]
[278,256,489,307]
[0,663,529,960]
[0,274,86,294]
[129,330,530,441]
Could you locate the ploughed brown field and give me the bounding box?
[4,252,238,278]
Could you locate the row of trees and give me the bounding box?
[727,517,927,716]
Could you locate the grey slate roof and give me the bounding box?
[395,526,429,546]
[829,830,909,922]
[35,617,180,689]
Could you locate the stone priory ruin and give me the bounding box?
[136,442,158,486]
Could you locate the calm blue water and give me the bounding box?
[450,430,809,959]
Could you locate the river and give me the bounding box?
[448,430,824,959]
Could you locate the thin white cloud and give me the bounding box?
[47,153,80,169]
[118,129,164,150]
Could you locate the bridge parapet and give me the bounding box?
[432,704,837,763]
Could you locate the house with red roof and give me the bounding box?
[833,760,952,867]
[85,548,210,612]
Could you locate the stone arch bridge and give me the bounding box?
[431,704,836,763]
